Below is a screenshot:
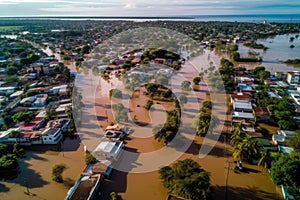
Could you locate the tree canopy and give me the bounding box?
[159,159,212,200]
[270,152,300,199]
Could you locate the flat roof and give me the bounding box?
[10,90,23,98]
[232,112,254,119]
[233,101,252,110]
[42,127,60,136]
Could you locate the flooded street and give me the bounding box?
[0,137,85,200]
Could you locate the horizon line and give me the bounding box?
[1,13,300,18]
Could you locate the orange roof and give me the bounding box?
[131,58,141,63]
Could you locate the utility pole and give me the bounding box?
[24,178,30,195]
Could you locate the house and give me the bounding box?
[272,130,296,145]
[0,127,20,144]
[0,86,15,96]
[9,91,23,100]
[65,174,103,200]
[92,141,123,162]
[235,77,255,85]
[154,58,166,64]
[46,118,70,131]
[232,111,255,124]
[56,103,72,118]
[32,94,48,108]
[253,106,271,122]
[20,114,46,131]
[41,127,63,144]
[286,71,300,85]
[230,92,252,103]
[233,100,253,113]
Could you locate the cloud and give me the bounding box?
[0,0,299,16]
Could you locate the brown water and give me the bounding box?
[0,137,85,200]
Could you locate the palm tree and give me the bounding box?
[233,134,260,162]
[192,112,219,137]
[258,150,272,172]
[230,123,246,147]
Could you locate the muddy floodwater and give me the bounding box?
[0,137,85,200]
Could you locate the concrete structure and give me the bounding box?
[41,128,63,144]
[233,101,253,112]
[286,71,300,85]
[272,130,296,145]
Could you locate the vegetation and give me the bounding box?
[112,103,128,123]
[230,51,262,62]
[181,80,192,91]
[270,152,300,199]
[230,124,260,163]
[192,101,219,137]
[159,159,212,200]
[288,130,300,152]
[109,89,122,99]
[285,59,300,64]
[52,164,67,183]
[244,40,268,50]
[153,110,180,145]
[192,76,201,85]
[12,111,35,123]
[144,100,154,110]
[177,94,187,105]
[0,143,24,171]
[85,151,97,165]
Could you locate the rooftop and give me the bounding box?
[42,127,60,136]
[233,101,253,110]
[232,112,254,119]
[68,174,102,200]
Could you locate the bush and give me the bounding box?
[144,100,154,110]
[85,151,97,165]
[52,164,66,183]
[109,89,122,99]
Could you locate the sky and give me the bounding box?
[0,0,300,17]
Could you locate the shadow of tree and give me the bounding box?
[213,185,282,200]
[0,183,9,193]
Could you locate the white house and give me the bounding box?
[272,130,296,145]
[286,71,300,85]
[41,127,63,144]
[92,141,123,162]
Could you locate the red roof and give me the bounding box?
[253,107,270,116]
[131,58,141,63]
[230,93,251,99]
[20,117,44,130]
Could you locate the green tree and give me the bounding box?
[85,151,97,165]
[0,154,18,170]
[181,81,192,91]
[153,110,180,144]
[192,112,219,137]
[6,66,18,75]
[144,100,154,110]
[52,164,66,183]
[192,76,201,85]
[258,150,272,171]
[270,152,300,199]
[177,94,188,105]
[12,111,35,123]
[109,89,122,99]
[159,159,212,200]
[233,134,260,162]
[287,131,300,152]
[259,70,270,80]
